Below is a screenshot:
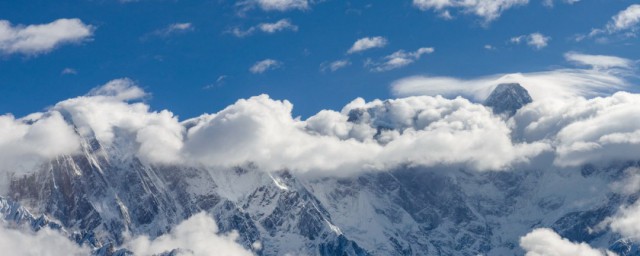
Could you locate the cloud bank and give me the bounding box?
[0,19,93,55]
[0,54,639,181]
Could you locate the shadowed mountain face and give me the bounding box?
[484,83,533,116]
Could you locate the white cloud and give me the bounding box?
[513,92,640,167]
[366,47,434,72]
[321,59,351,72]
[585,4,640,39]
[391,52,631,101]
[241,0,309,11]
[61,68,77,75]
[0,111,81,188]
[249,59,281,74]
[0,225,89,256]
[1,65,640,181]
[155,23,194,37]
[412,0,529,23]
[258,19,298,33]
[182,94,548,174]
[511,33,550,49]
[606,4,640,33]
[564,52,634,70]
[123,212,254,256]
[543,0,580,8]
[0,18,93,55]
[231,19,298,37]
[347,36,387,54]
[520,228,617,256]
[54,78,184,165]
[600,201,640,241]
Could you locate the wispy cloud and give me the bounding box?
[580,4,640,41]
[321,59,351,72]
[238,0,309,12]
[230,19,298,37]
[366,47,434,72]
[143,22,194,40]
[250,59,281,74]
[391,52,633,101]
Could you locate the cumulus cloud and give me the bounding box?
[391,52,632,101]
[520,228,617,256]
[510,33,550,49]
[0,18,93,55]
[412,0,528,23]
[54,78,183,164]
[123,212,254,256]
[182,94,548,173]
[366,47,434,72]
[249,59,281,74]
[347,36,387,54]
[512,92,640,167]
[0,111,81,181]
[0,225,89,256]
[2,66,640,180]
[231,19,298,37]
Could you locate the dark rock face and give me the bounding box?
[484,83,533,116]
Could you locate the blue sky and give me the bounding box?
[0,0,638,119]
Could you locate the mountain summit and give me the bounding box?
[484,83,533,116]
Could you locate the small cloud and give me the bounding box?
[238,0,309,12]
[61,68,77,75]
[144,22,194,39]
[484,44,496,50]
[366,47,434,72]
[510,32,550,50]
[347,36,388,54]
[250,59,281,74]
[204,75,228,89]
[0,19,94,56]
[321,59,351,72]
[258,19,298,33]
[543,0,580,8]
[229,27,256,38]
[229,19,298,38]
